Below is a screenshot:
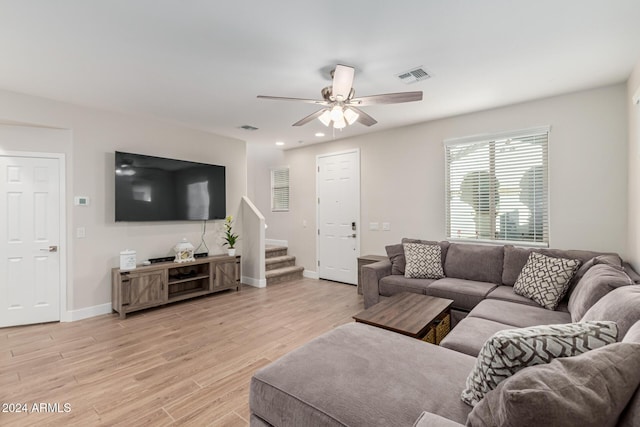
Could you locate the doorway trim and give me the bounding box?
[315,148,361,281]
[1,150,68,323]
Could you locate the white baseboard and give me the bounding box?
[64,303,113,322]
[265,239,288,247]
[303,269,319,279]
[242,276,267,288]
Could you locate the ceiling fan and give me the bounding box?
[257,64,423,129]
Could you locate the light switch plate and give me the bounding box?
[74,196,90,206]
[369,222,379,230]
[382,222,391,231]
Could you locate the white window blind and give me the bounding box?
[271,167,289,212]
[445,127,549,246]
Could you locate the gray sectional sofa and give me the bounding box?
[249,240,640,426]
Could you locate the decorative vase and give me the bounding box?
[174,238,195,263]
[227,248,236,256]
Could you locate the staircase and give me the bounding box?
[265,246,304,285]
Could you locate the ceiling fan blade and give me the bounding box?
[350,107,378,127]
[292,108,328,127]
[349,91,423,106]
[257,95,329,105]
[332,64,355,101]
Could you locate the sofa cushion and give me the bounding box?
[467,342,640,427]
[485,285,539,307]
[443,243,503,285]
[426,278,497,311]
[568,263,633,322]
[468,299,571,328]
[623,320,640,344]
[501,245,615,286]
[619,322,640,427]
[249,323,475,426]
[513,252,580,310]
[581,285,640,339]
[404,243,445,279]
[439,317,513,357]
[386,243,407,275]
[461,321,618,406]
[379,275,432,297]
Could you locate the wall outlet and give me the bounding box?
[369,222,379,230]
[74,196,90,206]
[382,222,391,231]
[76,227,86,238]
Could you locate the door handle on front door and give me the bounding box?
[40,246,58,252]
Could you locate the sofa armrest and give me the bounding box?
[413,411,464,427]
[362,260,392,308]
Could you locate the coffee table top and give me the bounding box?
[353,292,453,338]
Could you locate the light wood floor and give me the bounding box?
[0,278,363,426]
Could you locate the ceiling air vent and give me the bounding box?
[239,125,259,131]
[396,67,431,84]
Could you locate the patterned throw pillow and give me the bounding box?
[403,243,445,279]
[460,321,618,407]
[513,252,580,310]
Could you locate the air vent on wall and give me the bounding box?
[396,67,431,84]
[240,125,259,131]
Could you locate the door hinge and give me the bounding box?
[317,197,320,204]
[318,260,320,267]
[317,166,320,172]
[317,229,320,235]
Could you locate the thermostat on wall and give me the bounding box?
[74,196,90,206]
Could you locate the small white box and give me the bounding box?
[120,250,136,270]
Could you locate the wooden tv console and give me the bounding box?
[111,255,240,319]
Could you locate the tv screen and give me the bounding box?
[115,151,226,222]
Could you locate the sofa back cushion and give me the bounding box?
[568,264,633,322]
[444,243,503,285]
[581,285,640,340]
[501,245,618,286]
[467,342,640,427]
[619,321,640,427]
[386,238,449,275]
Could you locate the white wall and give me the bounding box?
[0,89,246,312]
[246,142,288,241]
[627,61,640,269]
[269,84,628,273]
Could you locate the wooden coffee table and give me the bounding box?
[353,292,453,342]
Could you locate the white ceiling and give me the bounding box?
[1,1,640,149]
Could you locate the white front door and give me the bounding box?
[0,155,61,327]
[317,150,360,285]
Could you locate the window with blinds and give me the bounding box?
[445,127,549,246]
[271,167,289,212]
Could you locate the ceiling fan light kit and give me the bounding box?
[258,64,423,130]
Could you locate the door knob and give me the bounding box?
[40,246,58,252]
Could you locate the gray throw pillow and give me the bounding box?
[403,243,445,279]
[385,243,406,275]
[568,263,633,322]
[467,342,640,427]
[461,321,618,406]
[513,252,580,310]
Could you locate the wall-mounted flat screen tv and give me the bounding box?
[115,151,226,222]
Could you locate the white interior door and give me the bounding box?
[0,155,61,327]
[317,150,360,285]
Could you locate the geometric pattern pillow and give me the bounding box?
[460,321,618,407]
[513,252,581,310]
[403,243,445,279]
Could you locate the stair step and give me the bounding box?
[265,245,288,259]
[266,266,304,285]
[265,255,296,271]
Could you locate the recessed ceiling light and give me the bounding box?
[315,132,325,137]
[275,141,285,146]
